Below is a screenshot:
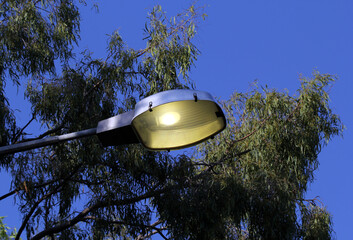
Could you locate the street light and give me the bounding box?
[0,89,226,155]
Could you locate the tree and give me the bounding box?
[0,2,343,240]
[0,0,80,166]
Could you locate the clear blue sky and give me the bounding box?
[2,0,353,239]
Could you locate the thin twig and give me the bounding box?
[13,115,35,143]
[298,196,324,207]
[18,123,64,143]
[233,116,270,143]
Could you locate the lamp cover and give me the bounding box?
[131,90,226,150]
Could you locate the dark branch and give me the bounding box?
[83,217,168,240]
[1,164,82,202]
[13,115,35,143]
[84,216,168,239]
[138,228,168,240]
[15,164,82,239]
[31,187,170,240]
[16,187,62,240]
[192,149,251,173]
[18,123,65,143]
[0,188,19,201]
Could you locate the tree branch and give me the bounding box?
[16,187,62,240]
[0,178,67,202]
[84,216,168,239]
[193,149,251,174]
[13,115,35,143]
[298,196,324,207]
[138,228,168,240]
[15,164,82,239]
[233,116,270,144]
[31,187,170,240]
[18,123,65,143]
[0,188,19,201]
[1,164,82,202]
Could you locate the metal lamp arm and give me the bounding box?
[0,128,97,155]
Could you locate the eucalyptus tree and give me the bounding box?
[0,1,343,240]
[0,0,80,165]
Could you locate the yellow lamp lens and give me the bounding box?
[131,100,226,150]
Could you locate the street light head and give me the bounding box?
[131,90,226,150]
[0,89,226,155]
[96,89,226,151]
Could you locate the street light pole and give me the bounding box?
[0,89,227,155]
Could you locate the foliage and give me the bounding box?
[0,2,343,240]
[300,203,334,240]
[0,0,81,166]
[191,73,342,239]
[0,217,18,239]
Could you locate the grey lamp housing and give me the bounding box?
[96,111,139,146]
[96,89,226,150]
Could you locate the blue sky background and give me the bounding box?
[2,0,353,239]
